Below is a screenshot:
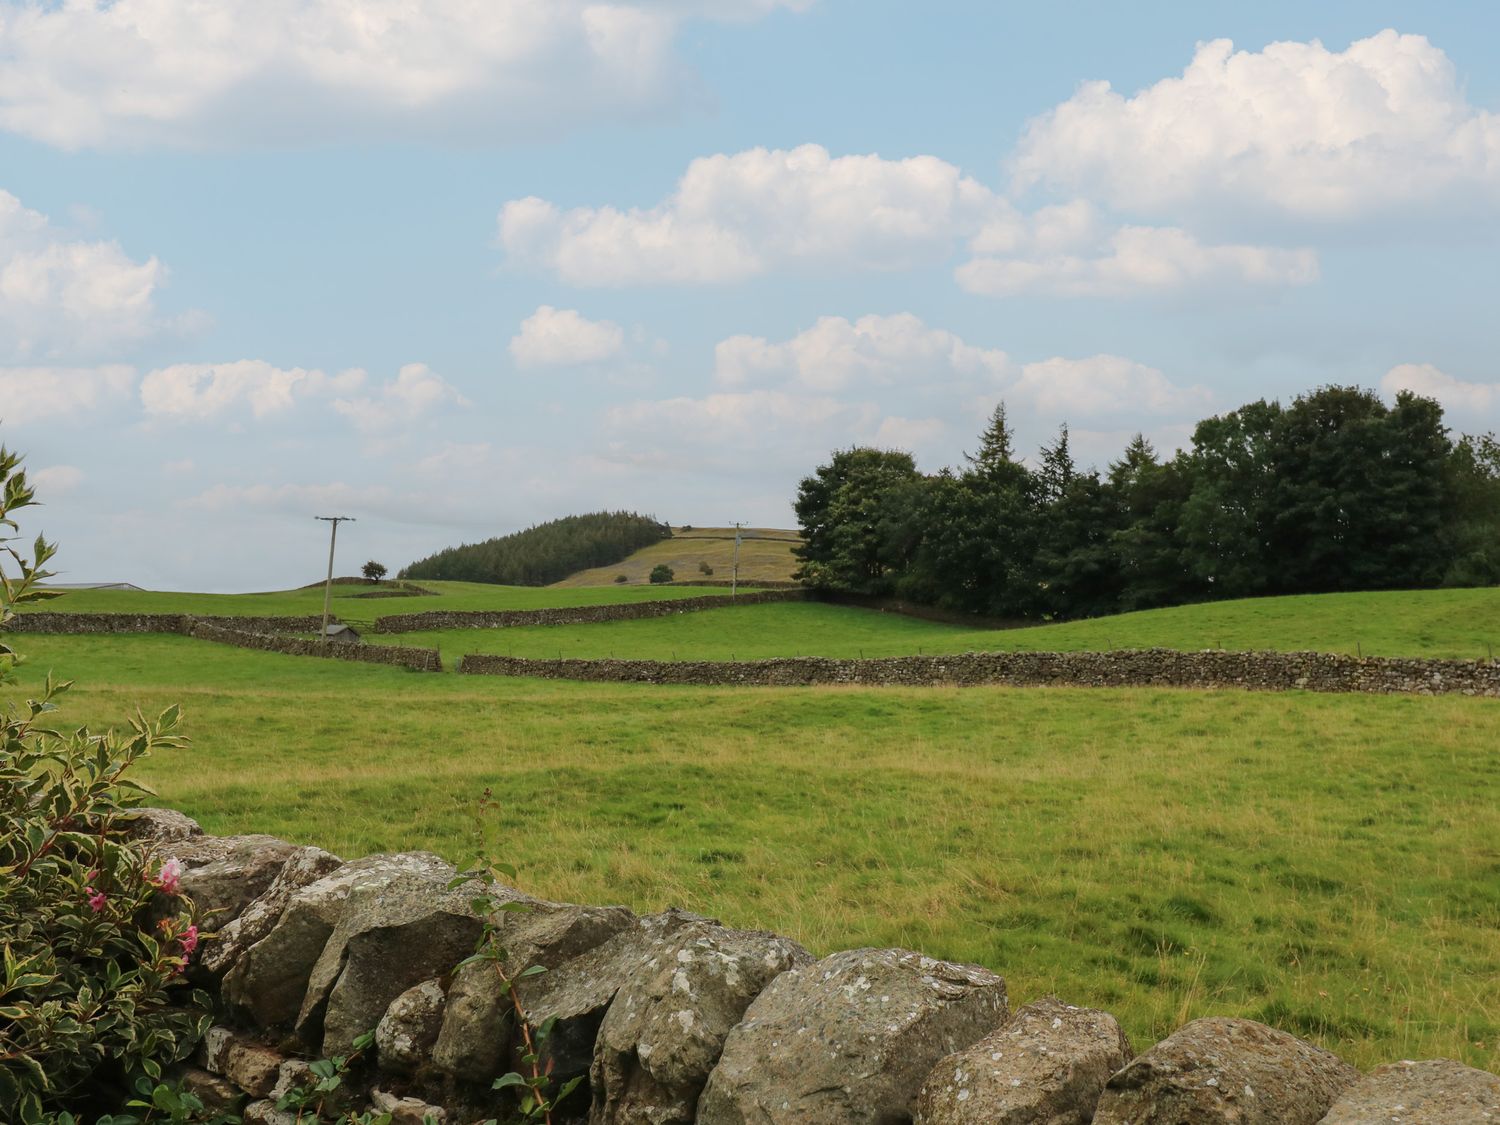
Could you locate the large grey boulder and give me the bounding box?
[376,979,447,1074]
[1317,1058,1500,1123]
[169,835,299,932]
[201,846,344,976]
[300,869,481,1056]
[590,920,813,1124]
[222,852,452,1030]
[430,899,637,1083]
[123,807,203,844]
[915,997,1133,1124]
[1093,1017,1359,1125]
[697,947,1009,1124]
[496,909,710,1088]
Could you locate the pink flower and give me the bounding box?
[88,890,108,912]
[179,925,200,956]
[152,857,184,895]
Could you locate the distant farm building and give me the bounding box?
[322,623,362,644]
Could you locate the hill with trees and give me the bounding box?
[794,385,1500,620]
[401,512,671,586]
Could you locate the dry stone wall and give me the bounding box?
[134,812,1497,1125]
[457,647,1500,697]
[184,620,442,672]
[373,589,810,633]
[13,611,442,671]
[11,612,326,634]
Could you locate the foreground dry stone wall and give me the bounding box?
[457,647,1500,697]
[373,589,809,633]
[135,809,1499,1124]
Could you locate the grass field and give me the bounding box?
[6,631,1498,1073]
[25,579,745,631]
[555,527,801,587]
[403,587,1500,666]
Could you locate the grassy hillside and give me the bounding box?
[402,511,670,586]
[555,527,801,587]
[408,587,1500,665]
[24,579,737,630]
[6,632,1497,1073]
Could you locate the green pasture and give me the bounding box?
[26,579,747,630]
[406,587,1500,666]
[5,632,1498,1073]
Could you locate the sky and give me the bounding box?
[2,0,1498,591]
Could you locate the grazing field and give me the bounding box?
[6,631,1498,1073]
[24,579,744,630]
[555,526,801,587]
[406,587,1500,666]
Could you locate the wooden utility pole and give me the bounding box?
[315,516,355,646]
[731,521,744,599]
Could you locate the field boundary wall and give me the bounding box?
[456,647,1500,696]
[184,620,442,672]
[12,612,442,672]
[372,588,810,632]
[11,612,326,634]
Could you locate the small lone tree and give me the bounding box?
[613,574,629,584]
[649,563,675,584]
[362,560,388,583]
[698,560,714,576]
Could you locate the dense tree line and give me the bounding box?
[401,512,670,586]
[794,386,1500,620]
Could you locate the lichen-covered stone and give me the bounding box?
[300,870,481,1055]
[222,851,453,1030]
[429,899,636,1082]
[916,997,1133,1124]
[168,834,298,933]
[171,1065,245,1113]
[122,807,203,844]
[1317,1057,1500,1123]
[372,1087,449,1125]
[241,1100,296,1125]
[201,845,344,976]
[591,919,812,1124]
[376,979,447,1073]
[200,1027,284,1098]
[1093,1017,1359,1125]
[697,947,1009,1124]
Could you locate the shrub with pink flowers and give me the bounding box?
[0,448,210,1123]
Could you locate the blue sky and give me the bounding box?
[2,0,1498,590]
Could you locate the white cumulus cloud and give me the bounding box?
[1012,30,1500,219]
[500,146,1317,296]
[959,221,1318,297]
[715,313,1009,391]
[0,0,810,150]
[331,363,468,432]
[1,190,163,356]
[32,464,84,496]
[509,305,625,368]
[1381,363,1499,417]
[500,144,1002,285]
[1009,354,1214,418]
[140,360,363,420]
[0,366,136,425]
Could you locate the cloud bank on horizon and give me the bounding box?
[1,10,1496,589]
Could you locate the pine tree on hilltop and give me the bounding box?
[966,401,1018,474]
